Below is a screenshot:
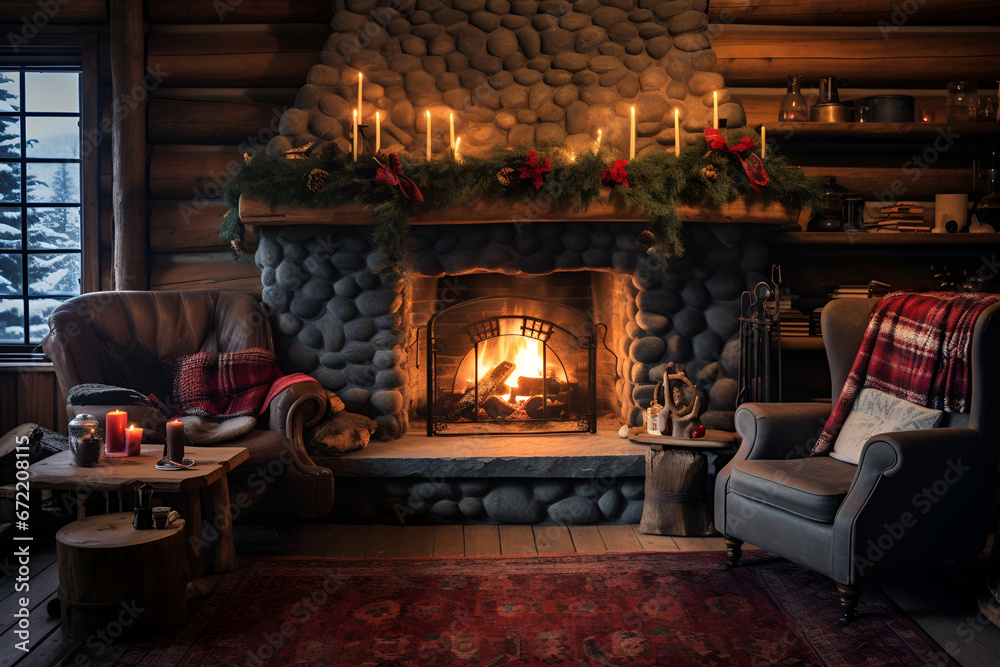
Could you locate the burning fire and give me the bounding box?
[459,336,561,400]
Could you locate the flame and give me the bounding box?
[460,336,555,399]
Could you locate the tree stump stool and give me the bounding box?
[631,429,738,537]
[56,512,189,640]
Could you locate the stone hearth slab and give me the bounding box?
[321,429,645,479]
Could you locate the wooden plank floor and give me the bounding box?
[8,524,1000,667]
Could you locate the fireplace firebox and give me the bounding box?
[424,295,601,436]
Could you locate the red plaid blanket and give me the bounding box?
[173,348,279,420]
[812,291,1000,456]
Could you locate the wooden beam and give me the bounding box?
[148,99,287,145]
[149,252,262,294]
[150,200,258,253]
[148,147,243,200]
[0,1,107,23]
[146,0,333,24]
[713,25,1000,87]
[238,196,803,227]
[708,0,1000,25]
[110,0,148,290]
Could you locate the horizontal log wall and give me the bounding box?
[144,2,329,292]
[708,0,1000,26]
[0,369,66,436]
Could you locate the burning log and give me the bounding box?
[451,361,515,419]
[482,395,517,420]
[524,396,568,419]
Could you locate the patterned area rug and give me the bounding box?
[134,552,953,666]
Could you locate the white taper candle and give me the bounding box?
[375,111,380,153]
[713,91,718,129]
[352,108,358,162]
[629,106,635,160]
[760,125,765,159]
[426,110,431,161]
[674,108,680,157]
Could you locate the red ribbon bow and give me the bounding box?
[519,150,551,190]
[703,129,770,192]
[374,152,424,202]
[601,159,631,188]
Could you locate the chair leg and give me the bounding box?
[836,582,862,625]
[724,537,744,568]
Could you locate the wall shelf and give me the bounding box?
[771,231,1000,246]
[764,122,1000,142]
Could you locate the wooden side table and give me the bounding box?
[29,445,248,579]
[57,512,188,639]
[629,428,739,536]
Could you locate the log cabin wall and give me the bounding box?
[144,0,332,294]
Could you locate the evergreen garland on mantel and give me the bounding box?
[220,129,817,264]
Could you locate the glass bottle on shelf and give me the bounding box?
[945,81,977,122]
[778,74,809,122]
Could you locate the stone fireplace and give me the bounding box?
[242,0,771,523]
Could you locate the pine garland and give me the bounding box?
[220,129,818,263]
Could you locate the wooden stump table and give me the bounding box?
[629,428,739,537]
[57,512,188,639]
[29,444,248,579]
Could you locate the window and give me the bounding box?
[0,63,83,348]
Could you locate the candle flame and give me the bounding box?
[128,424,136,432]
[375,111,379,121]
[597,129,602,143]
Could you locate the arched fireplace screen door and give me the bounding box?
[426,296,597,436]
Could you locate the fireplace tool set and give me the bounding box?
[737,266,783,406]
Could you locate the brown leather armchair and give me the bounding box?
[41,290,334,518]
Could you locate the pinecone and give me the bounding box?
[375,149,392,164]
[230,238,247,254]
[497,167,515,186]
[701,164,719,181]
[306,168,328,192]
[637,230,656,248]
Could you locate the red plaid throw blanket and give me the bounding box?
[812,291,1000,456]
[173,348,279,420]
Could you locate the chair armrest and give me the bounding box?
[833,427,998,583]
[269,381,328,437]
[733,402,832,461]
[267,381,330,474]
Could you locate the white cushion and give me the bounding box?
[830,388,943,465]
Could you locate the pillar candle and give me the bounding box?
[449,112,455,149]
[105,410,127,456]
[125,425,143,457]
[426,110,431,161]
[629,106,635,160]
[352,109,358,162]
[454,136,461,163]
[713,91,719,129]
[166,420,185,464]
[357,73,363,117]
[375,112,380,153]
[674,108,680,157]
[760,125,766,159]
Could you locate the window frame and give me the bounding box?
[0,36,99,356]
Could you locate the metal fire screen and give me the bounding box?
[426,296,597,436]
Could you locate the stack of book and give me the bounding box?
[829,280,892,300]
[779,310,812,337]
[867,202,930,232]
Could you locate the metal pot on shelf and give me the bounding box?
[809,76,852,122]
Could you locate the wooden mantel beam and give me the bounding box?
[110,0,148,290]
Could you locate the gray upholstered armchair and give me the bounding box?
[715,297,1000,622]
[41,290,334,518]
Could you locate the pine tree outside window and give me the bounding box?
[0,64,84,349]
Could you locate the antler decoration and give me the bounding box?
[703,129,770,193]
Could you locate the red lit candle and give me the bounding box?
[166,420,186,464]
[105,410,127,457]
[125,425,143,457]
